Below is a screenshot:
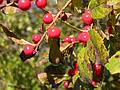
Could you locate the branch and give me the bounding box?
[34,0,72,52]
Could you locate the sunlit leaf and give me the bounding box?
[77,46,92,83]
[89,29,109,64]
[91,4,112,19]
[107,0,120,5]
[89,0,99,9]
[105,51,120,74]
[72,74,79,84]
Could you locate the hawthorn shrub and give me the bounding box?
[0,0,120,90]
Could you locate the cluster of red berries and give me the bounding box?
[23,34,41,56]
[63,63,79,88]
[63,10,93,45]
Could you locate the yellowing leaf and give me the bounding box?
[89,29,109,64]
[105,51,120,74]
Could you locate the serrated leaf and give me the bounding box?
[77,47,92,83]
[72,74,79,84]
[98,0,107,4]
[0,24,32,45]
[91,4,112,19]
[89,29,109,64]
[107,0,120,5]
[85,41,96,63]
[105,51,120,74]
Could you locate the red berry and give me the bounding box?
[32,34,41,44]
[73,68,79,75]
[35,0,46,9]
[64,80,69,88]
[68,69,74,76]
[82,12,93,25]
[70,37,76,43]
[93,63,102,77]
[107,25,112,34]
[91,80,96,87]
[43,13,53,24]
[74,63,78,69]
[47,27,61,38]
[64,36,71,43]
[78,32,90,43]
[0,0,3,4]
[18,0,31,11]
[23,44,34,56]
[83,25,90,30]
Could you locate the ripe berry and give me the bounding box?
[74,63,78,69]
[84,9,91,14]
[35,0,46,9]
[82,12,93,25]
[107,25,112,34]
[42,13,53,24]
[73,68,79,75]
[78,32,90,43]
[0,0,3,4]
[23,44,34,56]
[91,80,96,87]
[64,36,71,43]
[93,63,102,77]
[68,69,74,76]
[47,27,61,38]
[32,34,41,44]
[70,37,76,43]
[64,80,69,88]
[18,0,31,11]
[83,25,90,30]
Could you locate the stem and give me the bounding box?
[62,21,84,32]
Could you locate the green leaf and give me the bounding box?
[89,29,109,64]
[98,0,107,4]
[89,0,99,9]
[91,4,112,19]
[107,0,120,5]
[113,3,120,9]
[105,51,120,74]
[85,41,96,63]
[72,74,79,84]
[77,47,92,83]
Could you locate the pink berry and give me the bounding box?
[70,37,76,43]
[93,63,102,77]
[35,0,46,9]
[78,32,90,43]
[82,12,93,25]
[64,80,69,88]
[23,44,34,56]
[84,9,91,14]
[0,0,3,4]
[47,27,61,38]
[91,80,96,87]
[32,34,41,44]
[64,36,71,43]
[83,25,90,30]
[43,13,53,24]
[18,0,31,11]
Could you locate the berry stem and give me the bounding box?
[94,47,100,64]
[62,21,84,32]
